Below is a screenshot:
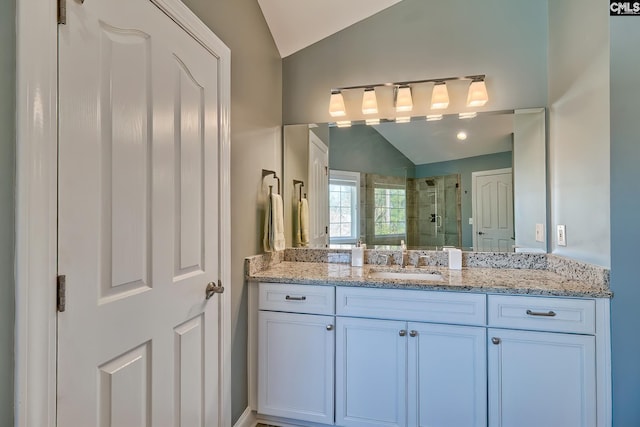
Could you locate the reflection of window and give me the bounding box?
[329,170,360,243]
[374,185,406,236]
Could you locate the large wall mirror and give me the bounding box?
[283,108,546,253]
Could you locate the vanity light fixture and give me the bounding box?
[365,118,380,126]
[328,74,488,119]
[362,88,379,115]
[426,114,443,121]
[336,120,352,128]
[394,85,413,112]
[395,116,411,123]
[466,77,489,107]
[459,112,477,119]
[430,82,449,110]
[329,91,346,117]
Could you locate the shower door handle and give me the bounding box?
[436,215,442,228]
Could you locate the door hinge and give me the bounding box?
[57,275,66,312]
[325,166,328,176]
[325,226,328,234]
[57,0,66,25]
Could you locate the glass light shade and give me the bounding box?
[395,116,411,123]
[365,118,380,125]
[395,86,413,112]
[336,120,351,128]
[426,114,443,121]
[431,83,449,109]
[459,112,477,119]
[329,92,346,117]
[467,80,488,107]
[362,88,378,115]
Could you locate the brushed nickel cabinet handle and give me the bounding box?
[285,295,306,301]
[526,309,556,317]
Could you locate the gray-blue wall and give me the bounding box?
[1,0,15,424]
[610,16,640,427]
[415,152,513,248]
[329,126,414,177]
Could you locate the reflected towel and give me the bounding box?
[299,198,309,246]
[264,193,285,252]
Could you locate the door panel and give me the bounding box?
[57,0,223,425]
[474,170,513,252]
[98,342,151,427]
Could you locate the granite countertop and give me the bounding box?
[249,261,613,298]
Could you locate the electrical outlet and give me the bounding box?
[535,223,544,242]
[557,225,567,246]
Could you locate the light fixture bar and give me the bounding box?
[330,74,485,92]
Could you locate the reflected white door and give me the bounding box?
[473,169,514,252]
[308,131,329,247]
[57,0,225,425]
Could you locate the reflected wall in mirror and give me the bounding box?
[283,108,547,253]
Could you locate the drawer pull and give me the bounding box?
[399,330,407,337]
[526,309,556,317]
[409,330,418,337]
[285,295,307,301]
[326,324,334,331]
[491,337,501,345]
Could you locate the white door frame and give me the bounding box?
[14,1,232,426]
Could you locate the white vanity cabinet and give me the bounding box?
[257,283,335,424]
[487,295,599,427]
[335,287,488,427]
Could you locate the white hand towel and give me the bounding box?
[300,198,309,246]
[271,193,286,251]
[263,194,273,252]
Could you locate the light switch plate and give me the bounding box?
[468,218,473,225]
[557,225,567,246]
[535,223,544,242]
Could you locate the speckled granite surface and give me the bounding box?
[248,261,612,298]
[245,249,612,298]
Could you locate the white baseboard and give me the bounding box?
[233,407,257,427]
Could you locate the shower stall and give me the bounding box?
[406,174,461,248]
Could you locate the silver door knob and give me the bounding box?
[205,281,224,300]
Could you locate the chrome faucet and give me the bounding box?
[399,240,408,268]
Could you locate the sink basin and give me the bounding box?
[368,271,443,281]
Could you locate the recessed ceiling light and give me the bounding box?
[457,131,468,141]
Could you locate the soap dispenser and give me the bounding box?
[352,241,364,267]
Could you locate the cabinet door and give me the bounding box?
[258,311,334,424]
[488,328,596,427]
[336,317,407,427]
[408,323,487,427]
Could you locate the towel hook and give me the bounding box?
[262,169,280,194]
[293,179,305,202]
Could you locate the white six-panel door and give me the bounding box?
[473,169,514,252]
[57,0,225,425]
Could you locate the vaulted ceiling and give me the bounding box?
[257,0,402,58]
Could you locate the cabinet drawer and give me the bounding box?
[336,287,486,326]
[259,283,335,315]
[488,295,595,334]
